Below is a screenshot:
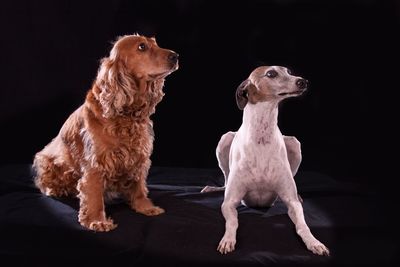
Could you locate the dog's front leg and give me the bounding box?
[129,161,164,216]
[129,178,164,216]
[77,169,116,231]
[218,199,240,254]
[218,175,244,254]
[278,179,329,256]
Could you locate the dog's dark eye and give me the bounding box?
[266,70,278,78]
[287,69,292,75]
[138,43,147,51]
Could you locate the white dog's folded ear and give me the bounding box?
[236,79,249,110]
[236,79,257,110]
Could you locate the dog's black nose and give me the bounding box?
[168,52,179,63]
[296,78,308,90]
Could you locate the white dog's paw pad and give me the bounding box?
[308,242,330,256]
[217,237,236,254]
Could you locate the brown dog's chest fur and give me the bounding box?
[97,119,153,192]
[60,90,156,193]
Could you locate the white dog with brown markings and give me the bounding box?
[201,66,329,256]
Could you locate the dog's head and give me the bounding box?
[95,34,179,118]
[110,34,179,80]
[236,66,308,110]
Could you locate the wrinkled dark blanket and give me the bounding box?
[0,164,397,267]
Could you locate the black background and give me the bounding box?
[0,0,398,190]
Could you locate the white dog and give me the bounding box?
[202,66,329,256]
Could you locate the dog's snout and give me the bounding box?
[296,78,308,90]
[168,52,179,64]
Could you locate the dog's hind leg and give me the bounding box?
[33,152,79,197]
[283,136,302,177]
[217,131,236,180]
[201,131,236,193]
[283,135,304,202]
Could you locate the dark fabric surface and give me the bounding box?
[0,164,398,267]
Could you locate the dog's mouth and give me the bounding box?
[278,90,304,97]
[148,63,179,80]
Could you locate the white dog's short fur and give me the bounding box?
[202,66,329,256]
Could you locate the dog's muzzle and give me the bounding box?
[296,78,308,90]
[168,52,179,64]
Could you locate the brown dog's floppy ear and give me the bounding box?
[236,79,257,110]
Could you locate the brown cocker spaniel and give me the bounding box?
[33,34,179,231]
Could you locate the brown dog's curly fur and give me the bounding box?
[33,34,179,231]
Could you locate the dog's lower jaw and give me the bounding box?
[148,64,178,80]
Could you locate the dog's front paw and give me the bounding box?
[138,206,165,216]
[307,240,330,256]
[80,218,117,232]
[132,197,165,216]
[217,235,236,254]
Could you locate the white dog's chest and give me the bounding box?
[232,136,291,207]
[244,137,288,167]
[232,135,291,189]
